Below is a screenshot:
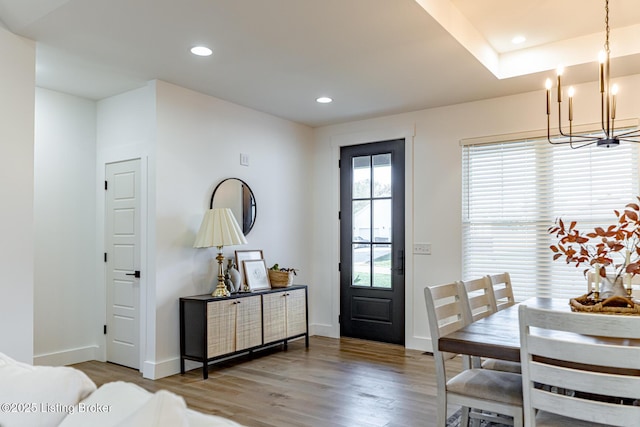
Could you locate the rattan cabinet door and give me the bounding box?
[235,295,262,350]
[286,289,307,337]
[262,292,287,343]
[207,300,236,358]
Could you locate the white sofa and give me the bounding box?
[0,352,244,427]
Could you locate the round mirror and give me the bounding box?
[210,178,256,235]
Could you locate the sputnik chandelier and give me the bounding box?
[545,0,640,149]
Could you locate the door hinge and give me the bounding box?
[104,180,108,190]
[103,325,107,335]
[338,262,341,272]
[338,159,341,168]
[338,314,341,324]
[104,253,107,262]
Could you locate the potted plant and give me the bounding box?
[548,197,640,300]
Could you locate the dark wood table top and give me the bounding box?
[438,297,640,363]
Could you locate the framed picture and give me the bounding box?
[243,259,271,291]
[235,249,264,288]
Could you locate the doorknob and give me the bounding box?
[126,271,141,278]
[395,250,404,274]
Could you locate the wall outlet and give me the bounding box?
[240,153,249,166]
[413,243,431,255]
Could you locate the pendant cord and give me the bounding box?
[605,0,610,56]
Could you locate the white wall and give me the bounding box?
[0,28,35,363]
[152,81,314,378]
[313,72,640,352]
[33,88,98,365]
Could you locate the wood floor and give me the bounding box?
[73,336,462,427]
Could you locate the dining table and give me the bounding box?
[438,297,640,368]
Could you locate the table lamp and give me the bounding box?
[194,208,248,297]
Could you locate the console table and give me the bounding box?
[179,285,308,379]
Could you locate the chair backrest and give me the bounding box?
[488,272,516,311]
[424,282,471,392]
[460,276,497,322]
[519,305,640,426]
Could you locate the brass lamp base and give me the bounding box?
[212,251,230,297]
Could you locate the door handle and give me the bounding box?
[126,270,141,278]
[395,250,404,274]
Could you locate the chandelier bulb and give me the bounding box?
[598,51,607,63]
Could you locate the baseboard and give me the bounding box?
[405,336,432,353]
[310,323,338,338]
[142,357,180,380]
[34,345,99,366]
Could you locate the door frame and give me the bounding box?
[96,152,149,373]
[329,126,415,345]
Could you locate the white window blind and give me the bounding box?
[462,136,640,300]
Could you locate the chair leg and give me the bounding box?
[512,410,524,427]
[436,391,447,427]
[461,406,470,427]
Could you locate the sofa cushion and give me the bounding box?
[0,352,96,427]
[117,390,188,427]
[59,380,245,427]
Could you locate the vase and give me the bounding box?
[600,275,627,299]
[226,259,241,293]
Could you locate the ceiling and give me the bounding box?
[1,0,639,127]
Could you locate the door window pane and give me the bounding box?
[353,156,371,198]
[373,199,391,243]
[373,154,391,197]
[373,244,392,288]
[352,200,371,242]
[352,245,371,287]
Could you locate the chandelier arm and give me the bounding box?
[618,138,640,144]
[548,134,601,145]
[601,91,609,138]
[570,140,600,149]
[615,128,640,138]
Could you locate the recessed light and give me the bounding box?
[190,46,212,57]
[316,97,333,104]
[511,35,526,45]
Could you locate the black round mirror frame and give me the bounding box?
[210,178,256,235]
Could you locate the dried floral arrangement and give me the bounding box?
[548,198,640,282]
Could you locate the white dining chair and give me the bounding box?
[460,277,497,322]
[488,272,516,311]
[424,282,523,427]
[519,305,640,426]
[460,277,521,374]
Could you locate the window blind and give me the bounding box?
[462,136,640,300]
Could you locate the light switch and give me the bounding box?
[414,243,431,255]
[240,153,249,166]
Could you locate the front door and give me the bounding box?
[340,139,405,344]
[105,159,141,369]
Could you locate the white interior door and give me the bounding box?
[105,159,141,369]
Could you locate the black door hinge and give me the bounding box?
[103,325,107,335]
[338,159,341,168]
[338,262,341,272]
[104,253,107,262]
[105,180,108,190]
[338,314,341,324]
[338,211,341,220]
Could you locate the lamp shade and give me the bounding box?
[193,208,248,248]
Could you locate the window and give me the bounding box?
[462,136,640,300]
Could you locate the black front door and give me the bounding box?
[340,139,405,344]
